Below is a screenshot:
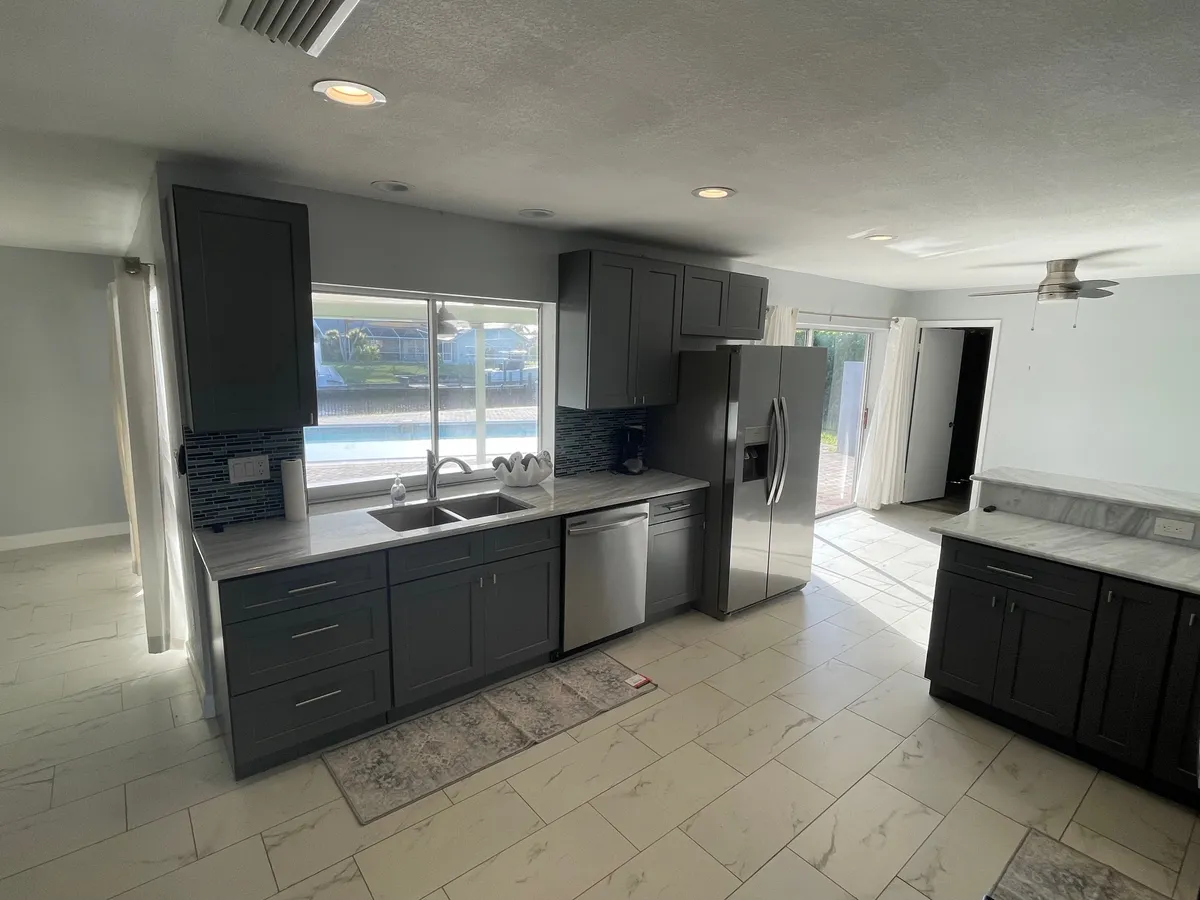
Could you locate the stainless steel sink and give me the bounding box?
[437,493,533,519]
[369,505,461,532]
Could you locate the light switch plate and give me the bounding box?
[1153,517,1196,541]
[228,454,270,484]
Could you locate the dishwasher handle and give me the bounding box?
[567,513,648,536]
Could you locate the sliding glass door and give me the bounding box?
[795,327,871,516]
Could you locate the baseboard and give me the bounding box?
[0,521,131,552]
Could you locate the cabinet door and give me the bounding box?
[993,591,1091,735]
[632,259,684,406]
[170,186,316,432]
[1152,596,1200,789]
[585,252,638,408]
[483,550,561,674]
[391,569,485,707]
[680,266,730,337]
[925,572,1005,702]
[1078,578,1178,767]
[725,274,768,340]
[647,516,704,617]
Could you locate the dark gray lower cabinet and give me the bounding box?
[925,572,1004,702]
[1153,596,1200,789]
[647,516,704,617]
[391,568,486,707]
[1078,578,1179,767]
[993,590,1091,736]
[484,550,561,673]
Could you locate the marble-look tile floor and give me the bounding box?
[3,508,1199,900]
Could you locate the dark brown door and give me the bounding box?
[1078,577,1178,766]
[993,591,1091,735]
[585,253,638,408]
[725,273,768,340]
[680,266,730,336]
[170,186,316,432]
[1152,596,1200,789]
[925,572,1005,701]
[631,259,684,406]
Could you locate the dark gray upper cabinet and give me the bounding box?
[558,251,682,410]
[1078,578,1179,767]
[169,185,317,433]
[679,266,729,336]
[726,274,769,340]
[992,590,1091,736]
[483,550,561,674]
[925,572,1004,702]
[1152,595,1200,789]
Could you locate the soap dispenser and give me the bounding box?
[390,475,407,507]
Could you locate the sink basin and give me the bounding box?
[370,505,461,532]
[437,493,533,519]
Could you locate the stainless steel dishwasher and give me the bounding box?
[562,502,650,652]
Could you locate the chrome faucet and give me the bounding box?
[426,449,472,501]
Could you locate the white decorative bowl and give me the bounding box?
[493,454,553,487]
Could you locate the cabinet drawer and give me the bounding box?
[649,490,706,525]
[389,534,483,584]
[940,537,1100,608]
[229,652,390,767]
[221,553,387,624]
[484,518,560,562]
[225,591,389,695]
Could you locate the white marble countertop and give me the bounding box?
[973,467,1200,518]
[932,508,1200,595]
[194,470,708,582]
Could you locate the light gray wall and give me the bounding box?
[0,246,127,536]
[908,274,1200,493]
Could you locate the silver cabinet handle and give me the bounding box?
[778,396,791,498]
[287,580,338,595]
[295,689,342,708]
[1190,613,1196,627]
[567,514,648,536]
[662,502,692,512]
[1009,601,1016,613]
[985,565,1033,580]
[478,576,484,588]
[492,573,497,584]
[291,623,339,640]
[991,596,997,608]
[1106,590,1114,604]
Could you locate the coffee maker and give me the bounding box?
[615,424,646,475]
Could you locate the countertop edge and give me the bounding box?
[194,473,709,582]
[971,469,1200,519]
[932,511,1200,596]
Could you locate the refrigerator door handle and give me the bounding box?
[778,396,791,497]
[766,397,784,505]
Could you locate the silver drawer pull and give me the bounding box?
[291,623,340,640]
[662,502,692,512]
[1191,613,1197,628]
[985,565,1033,580]
[295,689,342,708]
[287,580,338,595]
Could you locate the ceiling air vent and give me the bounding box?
[219,0,362,57]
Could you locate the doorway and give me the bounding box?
[795,326,872,517]
[903,323,997,514]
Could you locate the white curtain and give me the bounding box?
[108,291,141,576]
[110,266,173,651]
[854,316,920,510]
[761,305,798,346]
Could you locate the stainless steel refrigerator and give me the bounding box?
[647,345,826,617]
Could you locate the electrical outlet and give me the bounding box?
[228,455,270,484]
[1153,517,1196,541]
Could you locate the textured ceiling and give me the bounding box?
[0,0,1198,288]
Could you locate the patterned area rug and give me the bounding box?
[323,651,655,823]
[990,830,1168,900]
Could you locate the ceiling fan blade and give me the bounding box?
[1073,246,1150,262]
[968,288,1039,297]
[1079,279,1119,289]
[1077,288,1114,299]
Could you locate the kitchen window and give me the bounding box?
[306,289,542,497]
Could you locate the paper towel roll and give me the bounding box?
[282,458,308,522]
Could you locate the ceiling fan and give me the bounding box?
[969,258,1119,301]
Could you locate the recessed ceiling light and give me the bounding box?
[519,208,555,219]
[692,186,736,199]
[313,80,386,107]
[866,234,896,241]
[372,180,411,193]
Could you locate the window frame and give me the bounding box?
[307,285,544,503]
